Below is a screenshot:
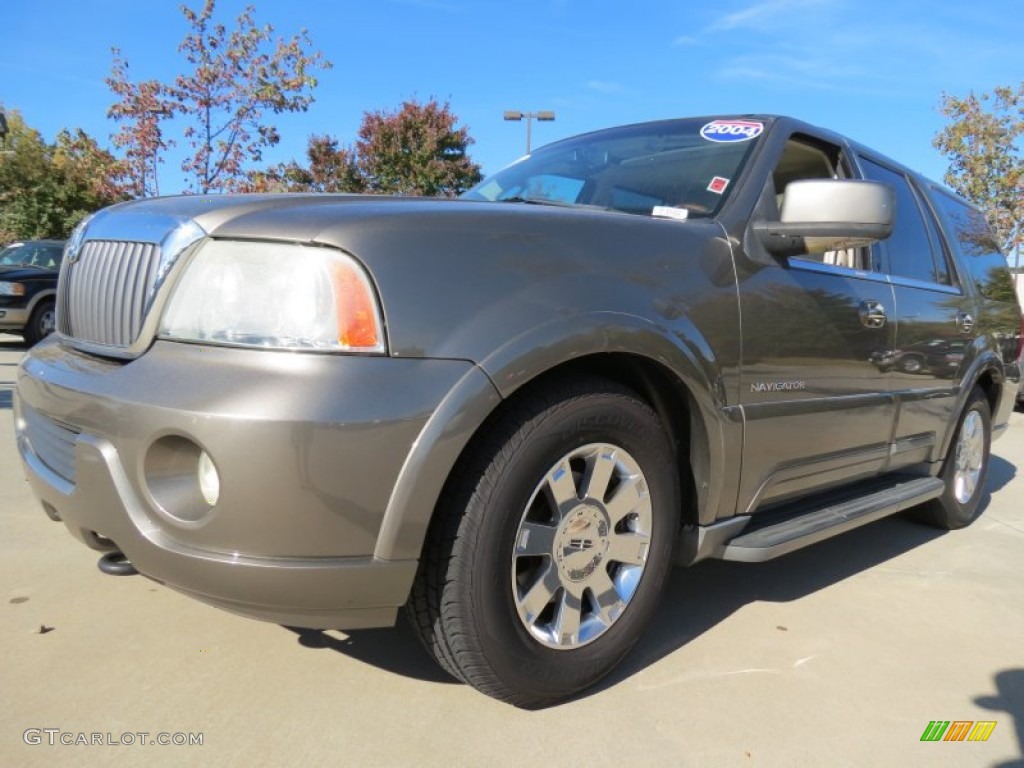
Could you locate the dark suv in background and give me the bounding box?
[0,239,64,345]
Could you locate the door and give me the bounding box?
[735,135,897,513]
[858,156,971,467]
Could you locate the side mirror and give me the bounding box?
[752,179,894,257]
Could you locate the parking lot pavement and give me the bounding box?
[2,334,1022,768]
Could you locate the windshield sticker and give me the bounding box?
[652,206,689,221]
[707,176,730,194]
[700,120,764,143]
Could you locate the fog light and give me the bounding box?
[144,436,220,524]
[197,451,220,507]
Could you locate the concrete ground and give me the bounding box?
[2,334,1022,768]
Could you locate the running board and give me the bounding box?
[718,476,945,563]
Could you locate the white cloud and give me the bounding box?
[707,0,834,32]
[714,52,866,90]
[585,80,624,94]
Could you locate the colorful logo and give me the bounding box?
[699,120,764,143]
[920,720,996,742]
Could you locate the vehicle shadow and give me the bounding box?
[987,455,1016,495]
[594,463,1014,699]
[975,668,1024,767]
[282,621,458,685]
[601,515,946,692]
[281,464,1017,700]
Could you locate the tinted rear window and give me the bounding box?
[929,188,1015,302]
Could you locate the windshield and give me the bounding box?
[462,117,766,218]
[0,242,65,269]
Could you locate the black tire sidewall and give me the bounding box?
[25,301,55,346]
[937,390,991,528]
[455,388,679,704]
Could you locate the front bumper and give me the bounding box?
[0,305,30,331]
[15,337,478,628]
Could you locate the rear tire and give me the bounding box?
[406,377,680,708]
[23,300,56,346]
[914,387,991,530]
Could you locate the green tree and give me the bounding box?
[0,110,127,242]
[355,99,482,197]
[933,83,1023,264]
[107,0,331,194]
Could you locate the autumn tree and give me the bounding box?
[303,135,364,192]
[51,128,131,227]
[242,134,363,193]
[0,110,128,242]
[934,83,1023,264]
[107,50,174,198]
[242,100,482,197]
[107,0,331,195]
[355,99,482,197]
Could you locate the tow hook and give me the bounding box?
[97,551,138,576]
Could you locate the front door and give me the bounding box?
[735,135,897,514]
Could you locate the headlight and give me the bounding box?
[159,240,385,353]
[0,282,26,297]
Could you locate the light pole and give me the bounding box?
[503,110,555,154]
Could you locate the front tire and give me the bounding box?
[898,354,925,374]
[23,300,56,346]
[914,387,991,529]
[406,378,680,707]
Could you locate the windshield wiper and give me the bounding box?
[499,195,575,207]
[499,196,609,212]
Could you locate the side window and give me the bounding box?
[44,245,65,268]
[859,157,947,285]
[774,136,870,271]
[930,188,1015,301]
[773,139,836,205]
[920,208,954,286]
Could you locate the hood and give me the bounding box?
[0,264,58,280]
[88,192,713,248]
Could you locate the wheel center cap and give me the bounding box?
[554,505,609,583]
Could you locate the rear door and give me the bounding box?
[857,155,971,468]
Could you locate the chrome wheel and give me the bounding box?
[512,443,652,650]
[38,308,56,337]
[899,356,924,374]
[953,410,984,504]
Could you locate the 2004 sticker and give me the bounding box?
[700,120,764,143]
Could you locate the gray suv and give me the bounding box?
[14,115,1022,707]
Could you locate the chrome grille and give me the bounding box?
[22,404,81,483]
[57,240,162,348]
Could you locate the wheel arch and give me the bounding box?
[937,358,1005,461]
[373,313,729,563]
[24,288,57,316]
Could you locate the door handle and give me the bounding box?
[956,311,974,334]
[859,301,887,329]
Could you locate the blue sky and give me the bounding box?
[2,0,1021,193]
